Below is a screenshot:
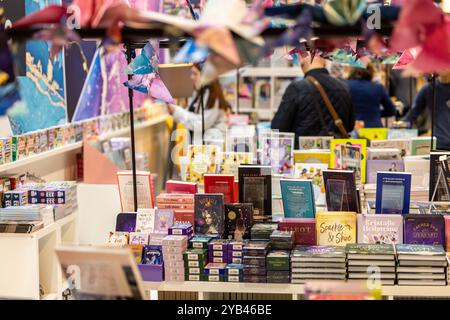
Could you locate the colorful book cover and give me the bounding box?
[142,244,163,265]
[204,174,236,203]
[186,145,219,184]
[357,214,403,244]
[261,132,295,174]
[223,203,253,240]
[277,218,316,245]
[323,170,360,213]
[280,179,315,218]
[194,194,224,236]
[154,209,174,234]
[115,212,137,232]
[293,150,330,164]
[238,165,272,218]
[165,180,198,194]
[294,163,327,206]
[358,128,388,141]
[315,212,357,246]
[298,136,333,150]
[366,159,405,184]
[395,244,446,256]
[404,214,445,246]
[218,152,253,179]
[367,148,402,160]
[388,129,418,139]
[375,172,412,214]
[330,139,367,183]
[370,139,411,157]
[410,137,436,156]
[291,245,347,259]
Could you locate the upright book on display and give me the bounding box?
[280,179,315,218]
[238,165,272,219]
[315,212,357,246]
[117,171,155,211]
[375,172,412,214]
[204,174,236,203]
[194,194,224,236]
[223,203,253,240]
[357,214,403,244]
[323,170,360,213]
[404,214,445,246]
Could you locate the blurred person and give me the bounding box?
[404,71,450,150]
[346,63,397,128]
[271,52,355,148]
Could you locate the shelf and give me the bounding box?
[142,281,450,298]
[0,142,83,173]
[0,212,78,240]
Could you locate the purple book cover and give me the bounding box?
[154,209,174,233]
[366,160,404,184]
[357,214,403,244]
[115,212,137,232]
[404,214,445,246]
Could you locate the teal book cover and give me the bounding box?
[280,179,315,218]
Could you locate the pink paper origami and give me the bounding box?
[12,5,67,28]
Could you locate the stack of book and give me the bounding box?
[396,244,447,286]
[228,240,246,264]
[291,246,347,283]
[0,220,43,233]
[183,248,208,281]
[3,190,28,207]
[204,263,227,282]
[225,263,244,282]
[346,244,397,285]
[156,193,195,226]
[270,230,295,250]
[162,235,187,281]
[266,250,291,283]
[251,223,278,240]
[243,241,270,283]
[208,239,230,263]
[0,205,54,227]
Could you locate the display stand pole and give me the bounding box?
[125,43,139,212]
[200,86,205,145]
[431,74,437,147]
[236,68,240,114]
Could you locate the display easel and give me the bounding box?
[428,155,450,214]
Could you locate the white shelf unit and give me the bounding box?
[221,67,303,120]
[142,281,450,300]
[0,213,78,300]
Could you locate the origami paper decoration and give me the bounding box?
[173,39,209,64]
[12,4,68,28]
[392,48,420,70]
[324,0,367,26]
[126,41,159,75]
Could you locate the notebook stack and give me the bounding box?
[225,263,244,282]
[266,250,291,283]
[346,244,396,285]
[243,241,270,283]
[396,244,447,286]
[251,223,278,240]
[291,246,347,283]
[183,248,208,281]
[0,205,54,227]
[228,240,247,264]
[208,239,230,263]
[270,230,295,250]
[156,193,195,226]
[162,235,187,281]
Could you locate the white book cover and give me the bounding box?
[135,209,156,233]
[404,156,430,190]
[117,171,154,212]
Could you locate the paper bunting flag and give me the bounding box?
[124,74,174,104]
[392,48,419,70]
[324,0,367,26]
[33,28,81,60]
[126,41,159,75]
[173,40,209,64]
[12,4,68,28]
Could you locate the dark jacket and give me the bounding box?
[346,79,397,128]
[271,68,355,147]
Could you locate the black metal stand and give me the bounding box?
[431,74,437,147]
[200,86,205,145]
[125,44,139,212]
[236,69,240,114]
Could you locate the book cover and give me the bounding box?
[117,171,155,212]
[375,172,412,214]
[357,214,403,244]
[280,179,315,218]
[370,139,411,157]
[218,152,252,179]
[315,212,357,246]
[358,128,388,141]
[293,163,327,206]
[429,151,450,201]
[330,139,367,183]
[388,129,418,139]
[194,194,225,236]
[115,212,137,232]
[411,137,436,156]
[291,245,347,259]
[135,209,156,233]
[261,132,295,174]
[165,180,198,194]
[404,214,445,246]
[186,145,220,184]
[238,165,272,218]
[293,150,330,164]
[277,218,316,245]
[142,244,163,265]
[298,136,333,150]
[404,156,429,190]
[204,174,236,203]
[367,148,402,160]
[366,160,404,184]
[345,243,395,255]
[154,209,174,234]
[223,203,253,240]
[395,243,446,256]
[323,170,360,213]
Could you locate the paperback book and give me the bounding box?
[204,174,236,203]
[165,180,198,194]
[218,152,252,179]
[280,179,315,218]
[330,139,367,183]
[298,136,333,150]
[293,163,327,206]
[375,172,412,214]
[293,150,330,164]
[366,159,404,184]
[357,214,403,244]
[370,139,411,157]
[315,212,357,246]
[238,165,272,218]
[404,214,445,246]
[194,194,224,236]
[223,203,253,240]
[323,170,360,213]
[261,132,295,174]
[186,145,220,184]
[410,137,436,156]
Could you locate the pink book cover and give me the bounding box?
[278,218,316,245]
[174,209,195,226]
[166,180,198,194]
[157,203,195,210]
[156,193,195,204]
[357,214,403,244]
[444,216,450,251]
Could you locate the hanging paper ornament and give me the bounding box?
[174,40,209,64]
[124,74,174,104]
[324,0,367,26]
[126,41,159,75]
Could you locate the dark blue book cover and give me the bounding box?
[404,214,445,246]
[375,172,412,214]
[280,179,315,218]
[142,244,163,265]
[115,212,137,232]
